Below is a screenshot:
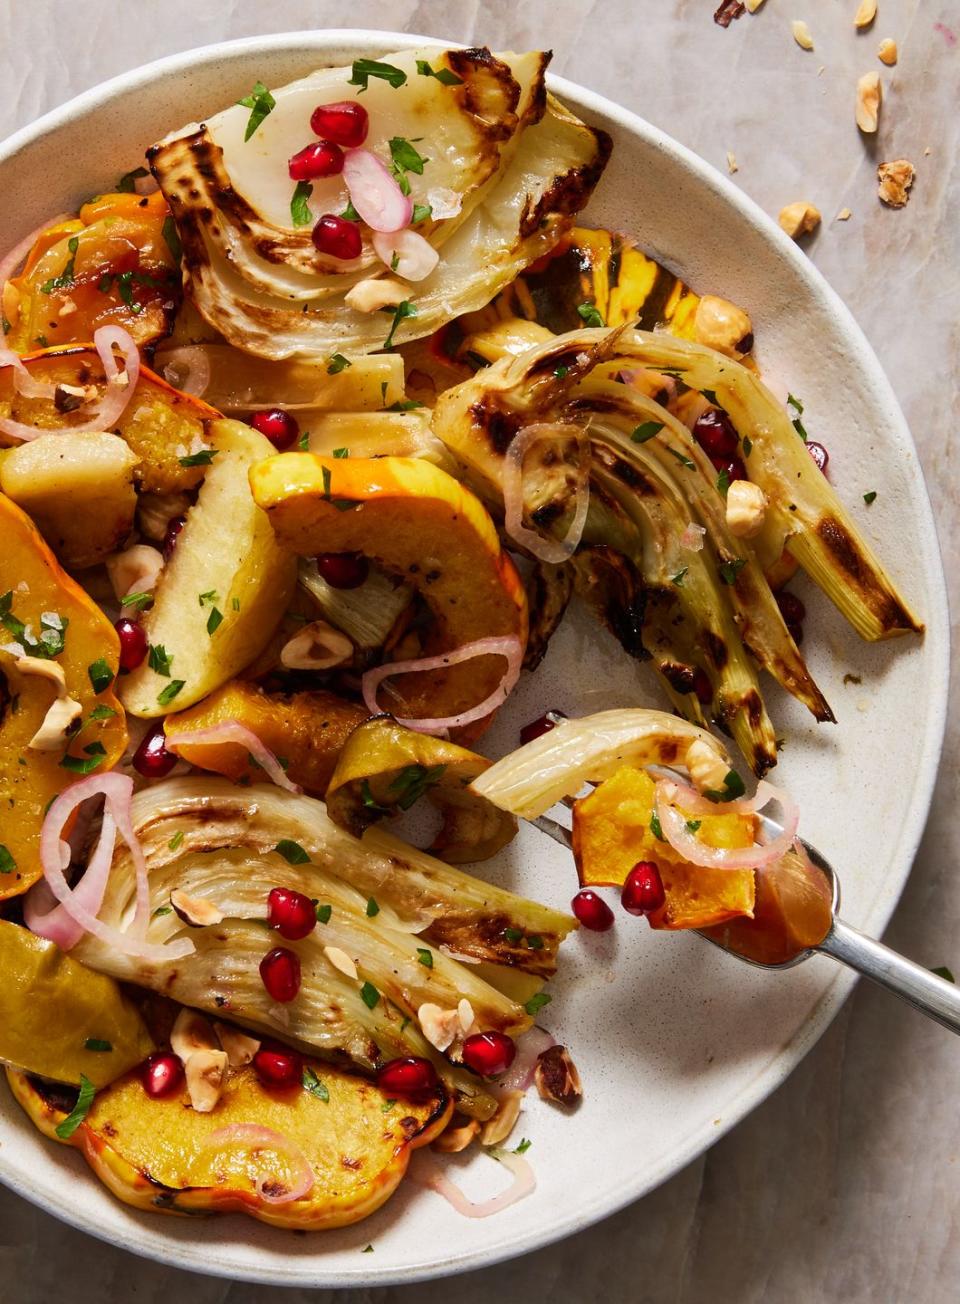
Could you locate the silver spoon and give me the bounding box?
[532,807,960,1035]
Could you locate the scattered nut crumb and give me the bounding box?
[837,207,853,220]
[923,146,932,156]
[792,19,815,49]
[714,0,745,27]
[842,673,863,685]
[745,0,766,9]
[877,158,915,207]
[854,0,877,30]
[778,201,822,238]
[877,37,897,63]
[726,150,738,173]
[855,71,882,132]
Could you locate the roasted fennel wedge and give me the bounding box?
[72,778,574,1120]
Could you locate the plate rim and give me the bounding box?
[0,26,949,1288]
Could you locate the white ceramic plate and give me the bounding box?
[0,30,948,1288]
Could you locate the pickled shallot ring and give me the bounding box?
[494,1026,556,1093]
[0,346,58,400]
[159,345,212,398]
[420,1148,535,1217]
[342,148,413,233]
[361,636,523,734]
[0,324,141,442]
[653,777,799,871]
[503,423,590,565]
[164,721,302,793]
[37,771,194,960]
[25,809,117,951]
[371,228,439,281]
[200,1124,315,1204]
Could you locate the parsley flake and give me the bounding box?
[206,606,224,636]
[290,180,313,227]
[387,763,446,810]
[415,59,464,85]
[366,896,380,918]
[162,215,182,262]
[416,947,433,968]
[275,839,311,865]
[631,421,664,443]
[0,845,15,874]
[316,903,332,924]
[716,468,731,497]
[577,302,604,328]
[84,1038,112,1053]
[667,446,697,470]
[156,680,185,706]
[120,591,153,612]
[116,166,149,193]
[524,992,551,1016]
[178,448,218,467]
[348,59,407,92]
[718,558,747,585]
[650,811,666,841]
[302,1066,330,1102]
[148,644,172,677]
[237,80,276,140]
[388,137,428,195]
[382,299,417,349]
[863,490,877,505]
[87,659,114,694]
[742,435,753,457]
[55,1075,95,1139]
[360,981,380,1010]
[411,202,432,224]
[327,353,352,375]
[168,830,185,851]
[671,567,688,587]
[704,769,747,803]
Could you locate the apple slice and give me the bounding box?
[119,419,296,718]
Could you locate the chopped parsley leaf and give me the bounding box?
[116,166,149,193]
[302,1066,330,1102]
[275,839,311,865]
[411,202,432,224]
[671,567,688,587]
[650,811,666,841]
[716,468,731,497]
[667,446,697,470]
[156,680,185,706]
[718,558,747,585]
[415,59,464,85]
[333,447,349,458]
[84,1038,112,1052]
[290,180,314,227]
[60,752,105,775]
[631,421,664,443]
[366,896,380,918]
[700,387,720,406]
[514,1137,532,1154]
[88,705,117,722]
[178,448,218,467]
[524,992,551,1016]
[168,830,185,851]
[863,490,877,505]
[388,136,428,195]
[348,58,407,92]
[704,769,747,803]
[387,763,446,810]
[0,846,15,874]
[382,299,417,349]
[686,819,702,833]
[87,659,114,694]
[206,606,224,636]
[40,236,80,294]
[237,80,276,140]
[416,947,433,968]
[315,903,332,924]
[742,435,753,457]
[120,591,153,611]
[162,215,182,262]
[360,981,380,1009]
[148,644,172,677]
[55,1074,95,1139]
[577,302,604,328]
[327,353,352,375]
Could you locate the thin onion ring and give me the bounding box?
[503,423,590,565]
[159,345,212,398]
[361,635,523,734]
[38,771,193,960]
[0,324,140,442]
[201,1124,315,1205]
[0,347,58,400]
[495,1026,555,1093]
[25,809,117,951]
[342,148,413,234]
[420,1149,535,1217]
[654,777,799,871]
[164,722,301,793]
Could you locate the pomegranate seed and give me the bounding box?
[288,140,344,180]
[520,710,566,746]
[314,552,368,589]
[713,454,747,481]
[693,408,739,460]
[376,1056,439,1097]
[806,441,829,474]
[461,1031,516,1077]
[141,1052,184,1099]
[692,667,713,705]
[571,889,615,932]
[775,590,806,626]
[312,213,363,261]
[268,887,317,941]
[133,725,178,779]
[621,861,666,916]
[310,100,369,147]
[259,946,301,1002]
[250,408,300,451]
[162,514,185,560]
[253,1046,303,1087]
[115,617,148,671]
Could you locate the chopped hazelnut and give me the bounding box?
[837,208,853,221]
[184,1048,228,1113]
[323,946,358,980]
[213,1022,261,1067]
[726,151,739,174]
[28,695,83,751]
[877,38,897,64]
[791,20,814,50]
[105,544,163,603]
[725,480,768,538]
[170,1008,219,1063]
[778,202,822,238]
[534,1045,582,1106]
[280,620,354,671]
[877,159,915,208]
[417,1002,460,1053]
[685,739,730,794]
[170,889,224,928]
[745,0,765,10]
[854,0,877,29]
[693,295,754,357]
[856,72,882,133]
[344,278,409,314]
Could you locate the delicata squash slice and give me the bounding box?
[0,494,125,899]
[8,1056,450,1228]
[147,47,610,358]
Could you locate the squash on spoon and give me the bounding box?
[249,453,528,741]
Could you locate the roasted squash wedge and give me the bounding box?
[249,453,528,738]
[572,766,756,930]
[164,681,368,794]
[0,494,126,898]
[4,191,180,354]
[0,345,220,494]
[8,1057,450,1228]
[0,921,153,1087]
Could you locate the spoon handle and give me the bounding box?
[818,917,960,1035]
